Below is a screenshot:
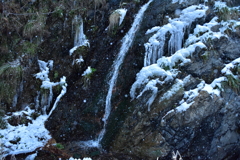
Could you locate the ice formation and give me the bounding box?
[132,2,240,113]
[69,15,90,55]
[144,4,208,66]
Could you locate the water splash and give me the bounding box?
[77,0,154,148]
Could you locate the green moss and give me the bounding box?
[74,45,89,56]
[53,7,64,18]
[55,143,64,150]
[161,64,170,71]
[30,112,41,120]
[215,6,239,22]
[0,65,22,104]
[54,71,59,79]
[225,74,240,92]
[0,63,10,75]
[21,41,38,56]
[201,51,210,62]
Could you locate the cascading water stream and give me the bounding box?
[78,0,154,148]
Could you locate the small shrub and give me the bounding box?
[214,2,239,21]
[225,74,240,92]
[108,11,121,32]
[54,143,64,150]
[82,67,97,89]
[94,0,106,9]
[23,13,47,40]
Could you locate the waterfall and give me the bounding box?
[78,0,154,148]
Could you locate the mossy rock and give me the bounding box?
[0,64,22,104]
[74,46,90,57]
[0,109,7,129]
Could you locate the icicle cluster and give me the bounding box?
[35,60,67,115]
[144,5,208,66]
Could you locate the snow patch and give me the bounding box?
[0,108,50,157]
[115,9,127,26]
[222,57,240,75]
[202,77,226,96]
[157,42,206,69]
[82,66,94,76]
[130,64,176,111]
[159,79,183,102]
[25,152,38,160]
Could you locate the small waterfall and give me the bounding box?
[69,15,89,55]
[78,0,154,148]
[100,0,153,140]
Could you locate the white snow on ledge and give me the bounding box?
[130,64,176,111]
[222,57,240,75]
[175,77,226,113]
[115,8,127,26]
[172,0,188,4]
[157,42,206,69]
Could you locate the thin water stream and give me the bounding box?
[78,0,154,148]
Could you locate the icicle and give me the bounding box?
[48,76,67,117]
[35,60,67,116]
[69,15,90,55]
[144,4,208,66]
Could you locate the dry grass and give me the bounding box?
[94,0,106,9]
[108,11,121,32]
[23,14,47,40]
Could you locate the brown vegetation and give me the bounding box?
[108,11,121,32]
[94,0,106,9]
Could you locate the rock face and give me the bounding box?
[109,1,240,160]
[1,0,240,159]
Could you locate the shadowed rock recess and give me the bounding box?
[0,0,240,159]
